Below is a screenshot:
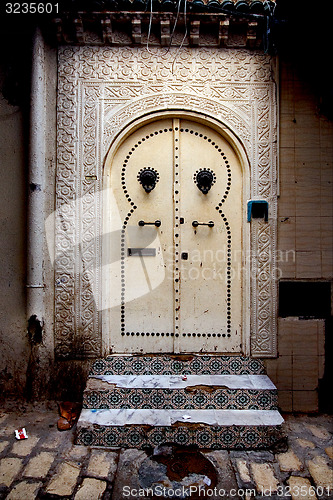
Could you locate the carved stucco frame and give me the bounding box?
[55,46,278,359]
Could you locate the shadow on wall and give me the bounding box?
[273,0,333,120]
[25,316,92,402]
[51,361,92,402]
[318,317,333,413]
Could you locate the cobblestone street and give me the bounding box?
[0,403,332,499]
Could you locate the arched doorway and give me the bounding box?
[103,116,248,354]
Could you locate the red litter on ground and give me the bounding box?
[15,428,28,440]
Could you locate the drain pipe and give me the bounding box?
[26,27,46,338]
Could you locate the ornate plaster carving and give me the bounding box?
[56,46,277,359]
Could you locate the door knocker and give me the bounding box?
[194,168,216,194]
[137,167,159,193]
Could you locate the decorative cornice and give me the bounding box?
[46,0,275,48]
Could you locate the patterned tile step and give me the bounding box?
[76,424,284,449]
[83,387,277,411]
[76,409,284,449]
[83,375,278,410]
[90,355,265,376]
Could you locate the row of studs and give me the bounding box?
[120,125,232,338]
[174,121,181,338]
[124,332,232,337]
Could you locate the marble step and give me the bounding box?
[90,354,265,376]
[83,374,278,410]
[76,408,284,449]
[76,355,284,449]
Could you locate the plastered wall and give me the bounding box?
[278,61,333,280]
[0,68,28,397]
[266,318,326,412]
[265,57,333,413]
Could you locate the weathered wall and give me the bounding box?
[266,318,326,412]
[0,41,91,402]
[0,66,28,397]
[265,57,333,412]
[278,61,333,281]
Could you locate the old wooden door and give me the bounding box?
[107,118,243,353]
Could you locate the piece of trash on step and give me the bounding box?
[15,428,28,440]
[182,415,191,421]
[203,476,211,486]
[57,402,82,431]
[182,375,187,381]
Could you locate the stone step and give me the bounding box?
[90,355,265,376]
[76,409,284,449]
[83,374,278,410]
[76,355,284,450]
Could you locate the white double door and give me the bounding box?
[106,118,243,353]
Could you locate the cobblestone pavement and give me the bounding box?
[0,402,332,499]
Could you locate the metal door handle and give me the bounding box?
[192,220,214,228]
[138,220,161,227]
